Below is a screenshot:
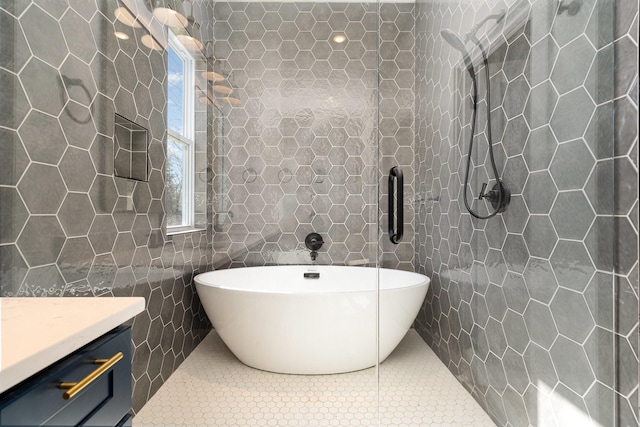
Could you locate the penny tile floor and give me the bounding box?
[134,330,495,426]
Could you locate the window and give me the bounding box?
[166,31,195,233]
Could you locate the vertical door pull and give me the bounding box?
[388,166,403,244]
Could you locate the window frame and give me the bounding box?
[166,30,197,235]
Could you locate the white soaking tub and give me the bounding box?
[194,265,430,374]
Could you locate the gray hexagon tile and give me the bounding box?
[413,1,637,426]
[0,0,214,414]
[1,1,637,427]
[210,1,413,269]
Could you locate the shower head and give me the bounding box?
[441,29,475,78]
[441,30,466,54]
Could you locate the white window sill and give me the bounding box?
[167,226,207,236]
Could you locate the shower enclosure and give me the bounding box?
[0,0,635,425]
[412,1,635,426]
[208,0,630,424]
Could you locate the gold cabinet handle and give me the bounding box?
[59,352,123,400]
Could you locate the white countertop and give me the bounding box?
[0,297,145,394]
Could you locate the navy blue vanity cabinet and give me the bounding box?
[0,326,132,427]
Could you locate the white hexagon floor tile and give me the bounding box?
[134,330,495,426]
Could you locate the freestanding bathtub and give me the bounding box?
[194,265,430,374]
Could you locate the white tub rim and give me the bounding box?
[194,265,429,294]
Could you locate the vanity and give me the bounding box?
[0,298,144,427]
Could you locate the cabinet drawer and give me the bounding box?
[0,326,132,427]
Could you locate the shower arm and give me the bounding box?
[463,12,506,45]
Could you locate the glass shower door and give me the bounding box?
[209,0,383,424]
[375,1,424,424]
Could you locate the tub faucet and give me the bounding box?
[304,232,324,262]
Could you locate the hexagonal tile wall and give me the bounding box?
[0,0,215,413]
[210,2,414,270]
[1,0,638,426]
[413,1,639,426]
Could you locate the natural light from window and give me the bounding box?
[166,31,195,233]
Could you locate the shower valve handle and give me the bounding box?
[479,182,499,202]
[478,182,488,200]
[478,181,511,214]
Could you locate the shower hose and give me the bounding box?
[462,38,507,220]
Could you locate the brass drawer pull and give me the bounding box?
[59,352,123,400]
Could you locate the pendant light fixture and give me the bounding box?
[141,34,163,51]
[197,88,213,105]
[213,85,233,95]
[176,33,203,52]
[201,71,225,82]
[152,0,187,28]
[223,97,241,106]
[175,1,204,52]
[201,43,226,82]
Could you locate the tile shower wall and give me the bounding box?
[209,2,414,269]
[0,0,215,413]
[414,0,639,426]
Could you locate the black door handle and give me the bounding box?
[388,166,403,244]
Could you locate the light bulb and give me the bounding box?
[332,34,347,43]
